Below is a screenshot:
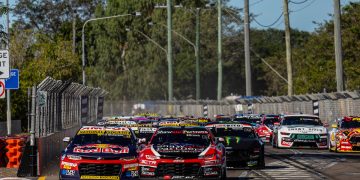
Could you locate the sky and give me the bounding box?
[229,0,360,32]
[3,0,360,32]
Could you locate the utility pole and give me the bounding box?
[195,8,200,100]
[217,0,222,101]
[334,0,344,92]
[244,0,252,96]
[6,0,11,135]
[283,0,293,96]
[167,0,173,101]
[72,1,76,54]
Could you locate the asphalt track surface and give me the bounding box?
[4,144,359,180]
[227,144,360,180]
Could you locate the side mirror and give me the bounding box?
[331,124,338,128]
[274,122,280,126]
[137,138,147,144]
[216,137,225,144]
[63,137,72,143]
[323,123,329,127]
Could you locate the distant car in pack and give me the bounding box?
[233,114,261,127]
[272,114,328,149]
[138,126,227,179]
[214,115,232,122]
[206,122,265,168]
[255,114,281,143]
[59,126,139,179]
[329,116,360,152]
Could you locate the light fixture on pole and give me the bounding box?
[81,12,141,85]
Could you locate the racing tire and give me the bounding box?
[256,151,265,169]
[220,167,227,180]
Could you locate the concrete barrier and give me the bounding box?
[37,126,79,175]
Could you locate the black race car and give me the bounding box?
[206,122,265,168]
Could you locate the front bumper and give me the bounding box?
[59,159,139,179]
[335,140,360,152]
[279,134,328,149]
[138,158,223,179]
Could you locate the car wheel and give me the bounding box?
[221,167,227,180]
[272,136,276,148]
[257,151,265,169]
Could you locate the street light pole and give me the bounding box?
[81,13,140,85]
[167,0,173,101]
[195,8,201,100]
[217,0,223,101]
[244,0,252,96]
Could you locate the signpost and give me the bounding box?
[5,69,19,89]
[0,50,10,79]
[0,80,5,99]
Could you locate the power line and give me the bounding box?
[290,0,316,13]
[289,0,309,4]
[252,12,284,28]
[250,0,264,7]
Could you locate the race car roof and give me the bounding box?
[283,114,319,118]
[79,126,131,131]
[158,126,207,131]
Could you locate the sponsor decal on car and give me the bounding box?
[80,176,120,179]
[73,144,129,154]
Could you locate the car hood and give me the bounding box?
[222,136,260,150]
[65,143,137,158]
[152,143,208,157]
[280,125,327,134]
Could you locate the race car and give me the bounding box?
[206,122,265,168]
[329,116,360,152]
[138,126,227,179]
[255,114,281,143]
[214,114,232,122]
[59,126,139,179]
[272,114,328,149]
[233,114,261,127]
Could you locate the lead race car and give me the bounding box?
[329,116,360,152]
[206,122,265,168]
[59,126,139,179]
[138,126,226,179]
[272,114,328,149]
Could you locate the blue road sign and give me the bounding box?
[5,69,19,90]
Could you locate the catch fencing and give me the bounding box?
[104,91,360,125]
[20,77,107,176]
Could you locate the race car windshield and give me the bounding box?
[217,117,232,121]
[72,132,133,146]
[282,117,322,126]
[212,128,255,138]
[234,117,258,124]
[151,130,210,146]
[341,120,360,129]
[264,118,280,126]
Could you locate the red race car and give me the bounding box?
[138,126,227,179]
[255,114,281,143]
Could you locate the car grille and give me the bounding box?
[349,136,360,144]
[157,163,200,176]
[78,163,121,176]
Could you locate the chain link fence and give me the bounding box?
[30,77,107,137]
[104,91,360,125]
[23,77,107,175]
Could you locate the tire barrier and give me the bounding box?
[3,137,27,168]
[0,138,7,167]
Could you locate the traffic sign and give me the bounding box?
[0,80,5,99]
[0,50,10,79]
[5,69,19,89]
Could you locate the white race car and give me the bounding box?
[272,114,328,149]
